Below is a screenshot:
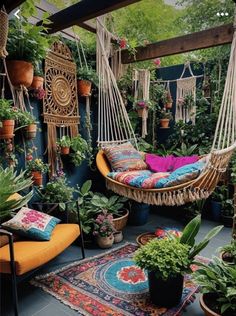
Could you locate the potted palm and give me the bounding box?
[57,136,71,155]
[0,99,18,139]
[134,215,223,307]
[159,109,173,128]
[26,156,49,186]
[77,66,98,97]
[193,257,236,316]
[93,210,115,248]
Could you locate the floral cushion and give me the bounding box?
[155,161,205,188]
[108,170,170,189]
[2,207,60,241]
[103,142,147,172]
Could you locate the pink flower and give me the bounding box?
[119,38,127,49]
[154,58,161,67]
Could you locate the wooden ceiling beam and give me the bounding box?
[1,0,26,13]
[38,0,141,34]
[121,23,234,64]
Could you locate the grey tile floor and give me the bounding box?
[0,211,232,316]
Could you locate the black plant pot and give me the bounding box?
[148,272,184,307]
[221,214,233,227]
[128,202,150,226]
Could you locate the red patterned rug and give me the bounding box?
[31,243,208,316]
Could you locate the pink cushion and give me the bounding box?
[145,154,198,173]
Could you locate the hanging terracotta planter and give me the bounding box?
[31,76,44,89]
[0,120,15,139]
[160,119,170,128]
[31,171,43,186]
[96,235,114,249]
[165,102,173,109]
[77,79,92,96]
[6,60,34,88]
[60,146,70,155]
[24,124,37,139]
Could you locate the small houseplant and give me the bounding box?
[26,156,49,186]
[70,135,90,167]
[17,111,37,139]
[134,215,223,307]
[159,109,173,128]
[134,100,152,117]
[219,240,236,264]
[77,66,98,97]
[193,257,236,316]
[57,136,71,155]
[93,210,115,249]
[164,91,173,109]
[0,99,17,139]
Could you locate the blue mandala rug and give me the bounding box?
[31,243,208,316]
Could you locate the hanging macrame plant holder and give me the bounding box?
[133,69,151,138]
[0,7,8,59]
[176,62,196,124]
[44,41,79,175]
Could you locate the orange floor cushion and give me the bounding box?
[0,224,80,275]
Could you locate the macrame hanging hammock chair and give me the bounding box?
[96,14,236,206]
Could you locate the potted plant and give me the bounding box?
[159,109,173,128]
[0,99,19,139]
[26,156,49,186]
[17,111,37,139]
[164,91,173,109]
[77,66,98,97]
[93,210,115,249]
[210,185,228,222]
[33,172,75,222]
[70,135,90,167]
[193,257,236,316]
[219,240,236,264]
[134,100,152,118]
[6,18,52,88]
[90,194,129,231]
[57,136,71,155]
[134,215,223,307]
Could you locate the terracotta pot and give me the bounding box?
[199,294,220,316]
[0,120,15,139]
[60,146,70,155]
[77,79,92,96]
[24,124,37,139]
[31,76,44,89]
[31,171,43,186]
[160,119,170,128]
[6,60,34,88]
[113,209,129,231]
[165,102,173,109]
[96,235,114,249]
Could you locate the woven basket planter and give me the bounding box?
[0,8,8,58]
[112,209,129,231]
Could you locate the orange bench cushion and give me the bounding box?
[0,224,80,275]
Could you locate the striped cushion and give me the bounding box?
[104,142,147,171]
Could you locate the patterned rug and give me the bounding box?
[31,243,208,316]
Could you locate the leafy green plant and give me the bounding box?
[221,199,234,217]
[159,109,173,120]
[90,194,128,217]
[193,257,236,315]
[77,66,98,86]
[219,240,236,264]
[172,143,198,157]
[26,158,49,173]
[0,167,33,221]
[17,111,37,127]
[134,238,191,280]
[70,135,90,167]
[211,185,228,202]
[0,99,17,121]
[57,135,71,147]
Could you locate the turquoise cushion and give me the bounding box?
[2,207,60,241]
[155,161,205,188]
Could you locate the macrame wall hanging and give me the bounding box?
[176,62,196,124]
[44,41,79,175]
[133,69,150,138]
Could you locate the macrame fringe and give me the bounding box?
[47,124,57,176]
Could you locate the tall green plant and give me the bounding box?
[0,167,33,221]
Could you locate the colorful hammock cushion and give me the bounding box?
[103,142,147,171]
[2,207,61,241]
[145,154,199,173]
[155,161,205,188]
[108,170,170,189]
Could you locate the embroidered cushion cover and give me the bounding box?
[103,142,147,172]
[2,207,60,241]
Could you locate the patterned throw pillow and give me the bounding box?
[103,142,147,172]
[2,207,60,241]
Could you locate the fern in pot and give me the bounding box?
[134,215,223,307]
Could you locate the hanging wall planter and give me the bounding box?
[60,146,70,155]
[6,60,34,88]
[165,102,173,109]
[31,171,43,186]
[160,118,170,128]
[77,79,92,97]
[31,76,44,89]
[24,123,37,139]
[0,119,15,139]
